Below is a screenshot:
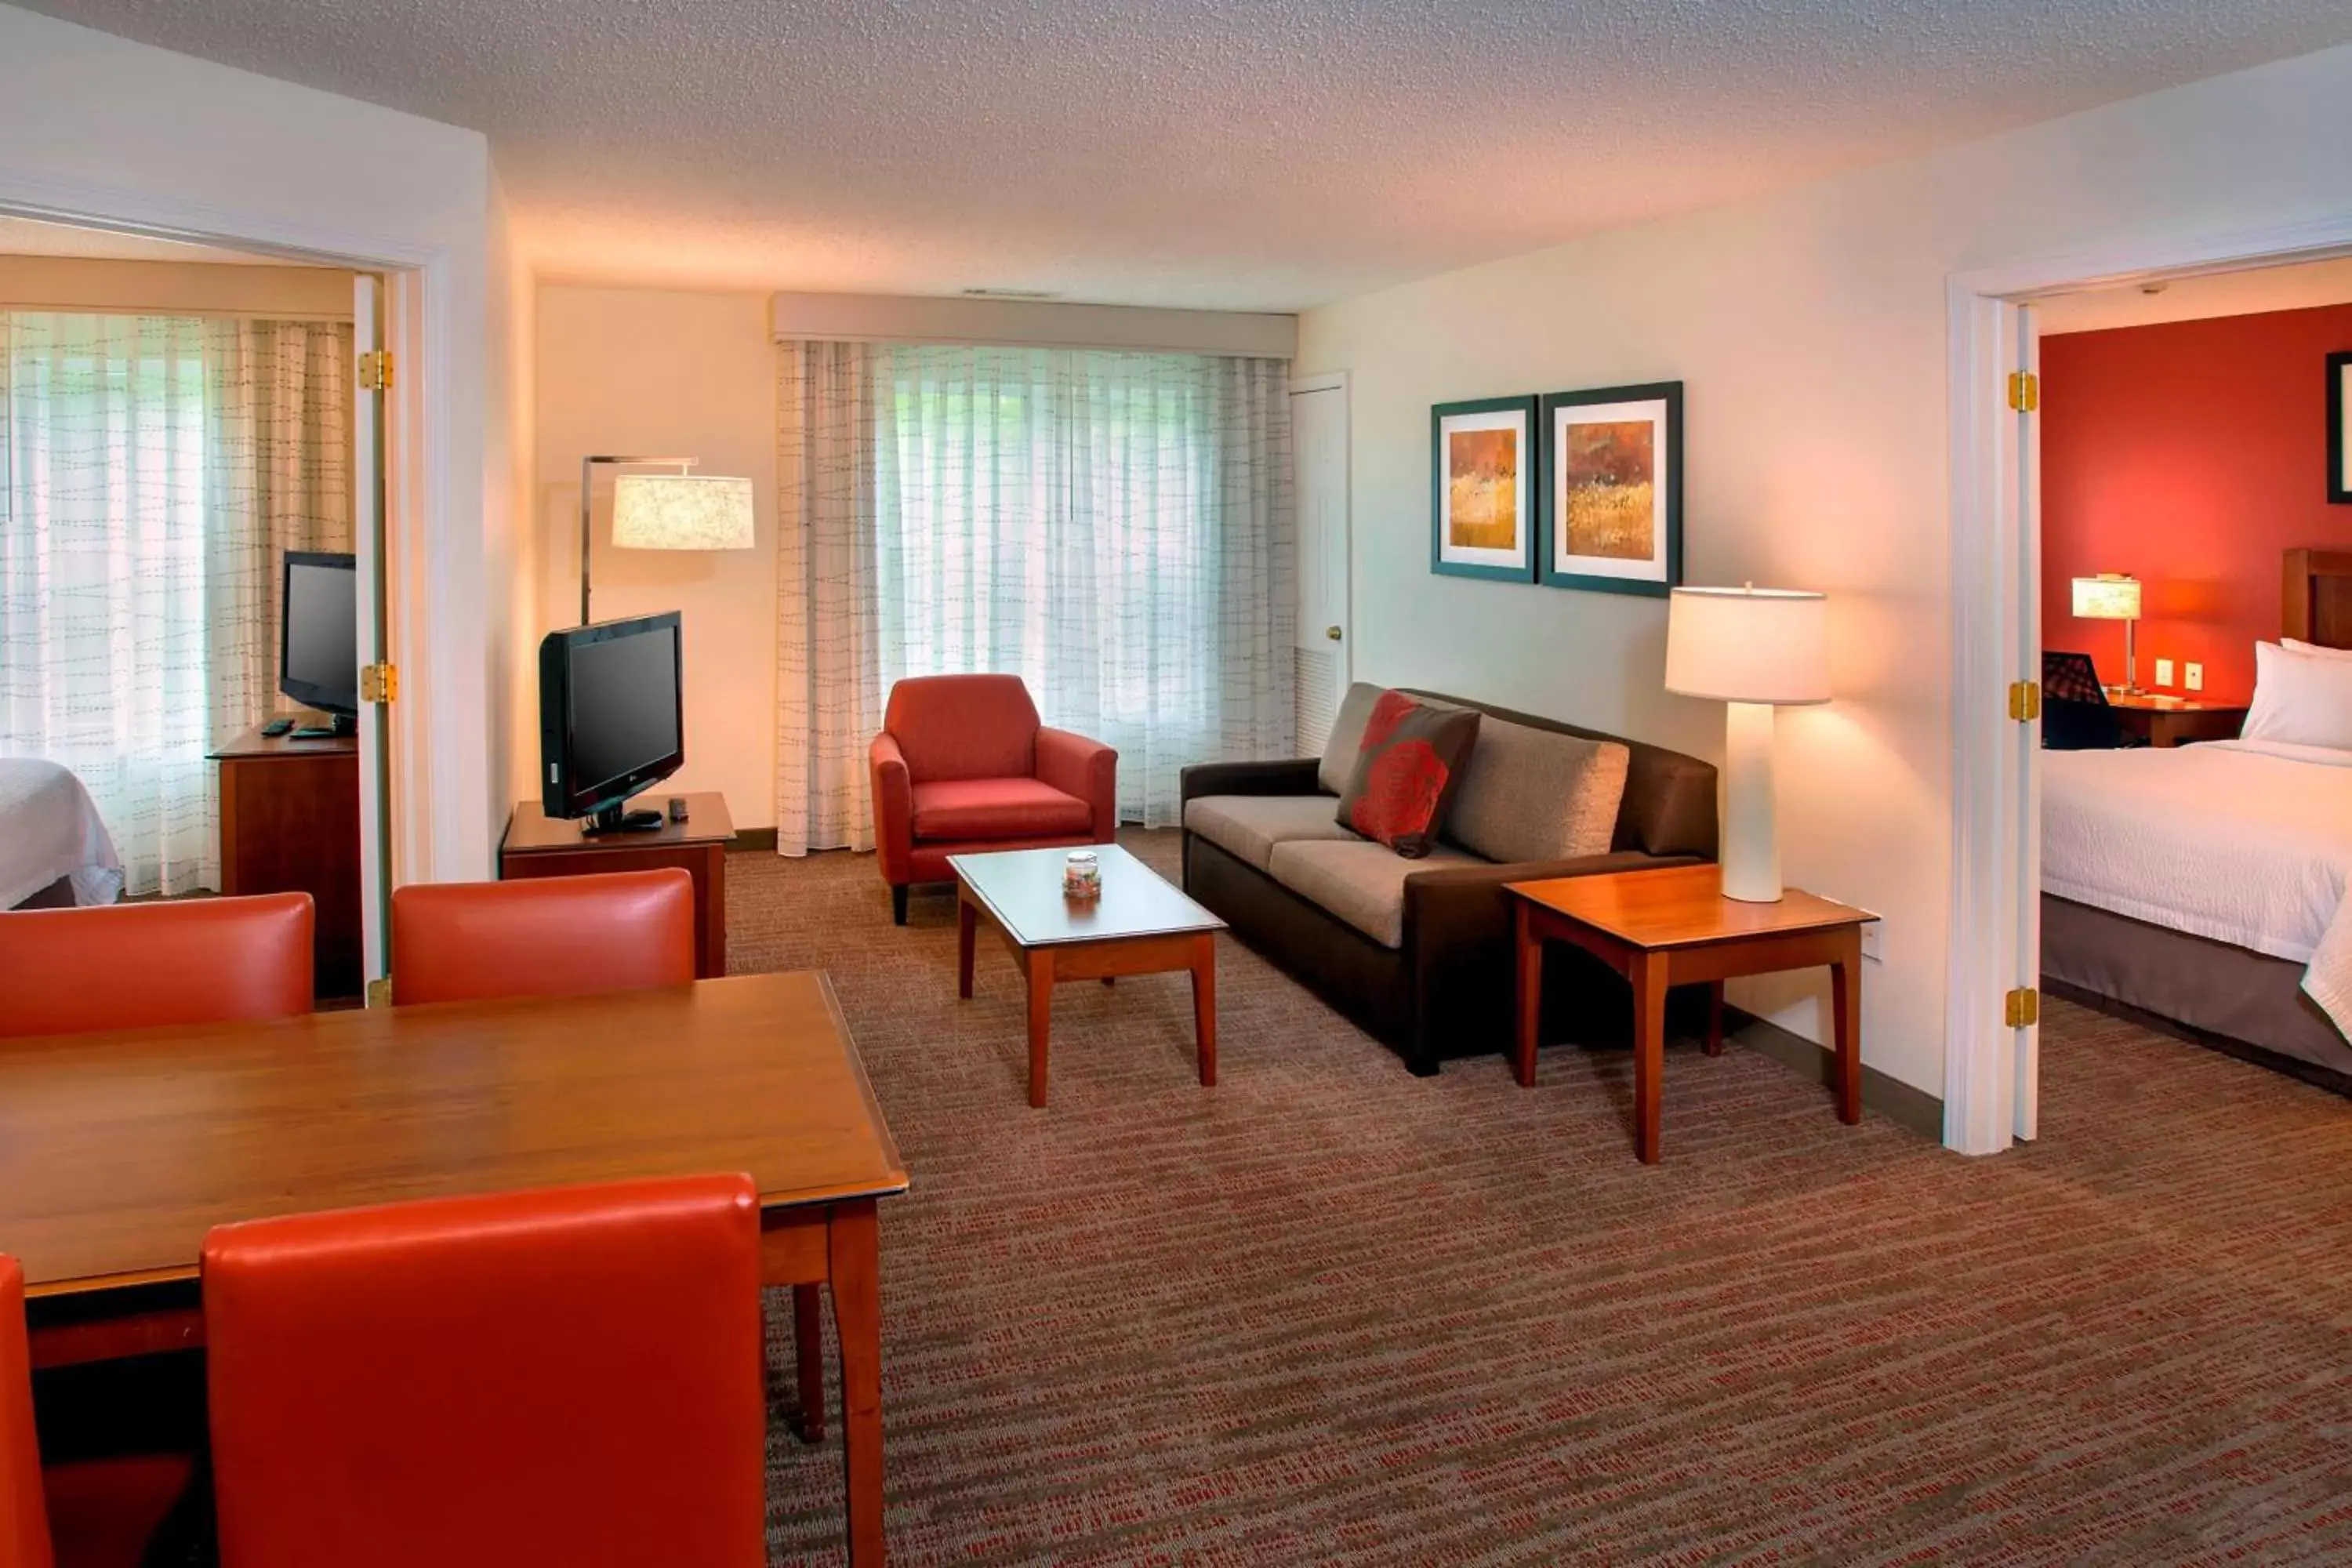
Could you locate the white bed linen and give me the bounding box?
[2042,739,2352,1033]
[0,759,125,908]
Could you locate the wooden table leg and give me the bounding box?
[791,1283,826,1443]
[1025,950,1054,1108]
[1632,951,1669,1163]
[1705,981,1725,1057]
[1831,930,1863,1125]
[1191,932,1218,1087]
[956,891,976,1000]
[1513,901,1540,1088]
[828,1200,885,1568]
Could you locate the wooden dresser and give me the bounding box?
[210,724,362,1002]
[499,791,735,978]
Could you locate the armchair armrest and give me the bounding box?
[868,731,913,882]
[1036,727,1117,840]
[1179,757,1323,808]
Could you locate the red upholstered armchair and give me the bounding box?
[869,674,1116,924]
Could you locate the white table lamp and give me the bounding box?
[1664,585,1831,903]
[2070,573,2143,695]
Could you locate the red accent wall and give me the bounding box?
[2041,303,2352,705]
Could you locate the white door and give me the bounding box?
[2013,304,2044,1141]
[352,274,394,1000]
[1291,375,1350,753]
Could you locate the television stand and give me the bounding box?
[582,803,666,834]
[500,793,736,978]
[289,712,358,740]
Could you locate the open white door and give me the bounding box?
[1291,373,1350,752]
[2013,305,2044,1141]
[352,274,394,1002]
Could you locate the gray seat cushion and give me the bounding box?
[1184,793,1362,873]
[1316,682,1388,796]
[1445,719,1631,866]
[1266,838,1479,949]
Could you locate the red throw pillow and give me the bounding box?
[1334,692,1481,857]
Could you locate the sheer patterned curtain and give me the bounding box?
[0,311,350,895]
[775,341,1294,855]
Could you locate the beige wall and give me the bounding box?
[0,255,354,317]
[531,285,779,828]
[1299,41,2352,1102]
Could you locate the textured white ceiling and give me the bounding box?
[16,0,2352,310]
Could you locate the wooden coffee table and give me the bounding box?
[950,843,1225,1107]
[1508,864,1876,1163]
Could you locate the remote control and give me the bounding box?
[261,717,294,737]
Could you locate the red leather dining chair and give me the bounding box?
[869,673,1117,924]
[389,869,695,1005]
[203,1174,767,1568]
[0,893,314,1040]
[4,1256,195,1568]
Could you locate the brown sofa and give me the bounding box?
[1180,688,1718,1076]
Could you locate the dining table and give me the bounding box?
[0,967,908,1566]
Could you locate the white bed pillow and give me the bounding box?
[2241,640,2352,751]
[2283,637,2352,660]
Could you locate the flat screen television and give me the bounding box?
[280,550,359,735]
[539,612,684,833]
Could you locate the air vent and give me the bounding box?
[960,286,1060,300]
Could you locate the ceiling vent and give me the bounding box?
[960,286,1060,300]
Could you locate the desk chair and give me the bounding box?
[390,869,695,1005]
[0,894,314,1040]
[2042,650,2137,750]
[204,1175,766,1568]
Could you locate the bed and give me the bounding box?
[2039,549,2352,1090]
[0,759,124,910]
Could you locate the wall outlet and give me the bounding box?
[1859,921,1884,963]
[2154,657,2175,687]
[2185,662,2204,691]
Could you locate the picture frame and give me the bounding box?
[1537,381,1683,597]
[1430,395,1539,582]
[2330,350,2350,505]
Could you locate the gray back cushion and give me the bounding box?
[1444,718,1631,866]
[1316,682,1388,796]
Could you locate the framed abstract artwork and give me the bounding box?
[1430,395,1538,582]
[2330,351,2350,504]
[1537,381,1683,597]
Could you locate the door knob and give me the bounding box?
[1325,626,1343,641]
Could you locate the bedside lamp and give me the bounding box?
[1664,584,1831,904]
[575,456,756,625]
[2071,574,2143,695]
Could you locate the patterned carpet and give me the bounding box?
[736,831,2352,1567]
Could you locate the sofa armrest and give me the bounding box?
[1036,727,1118,840]
[1179,757,1323,808]
[869,731,914,883]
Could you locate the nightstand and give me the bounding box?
[1508,864,1877,1163]
[2105,694,2247,748]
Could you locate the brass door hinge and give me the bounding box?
[2007,680,2041,722]
[360,662,397,703]
[2007,370,2038,412]
[2005,987,2040,1029]
[358,350,394,392]
[365,976,393,1008]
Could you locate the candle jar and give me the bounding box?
[1062,849,1102,902]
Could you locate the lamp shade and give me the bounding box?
[1664,585,1830,706]
[2070,574,2141,620]
[612,474,754,550]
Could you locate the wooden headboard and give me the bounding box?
[2283,549,2352,649]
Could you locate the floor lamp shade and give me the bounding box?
[612,474,756,551]
[1664,586,1830,903]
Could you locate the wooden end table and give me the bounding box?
[2103,693,2247,748]
[500,791,735,977]
[1508,864,1876,1163]
[950,844,1225,1107]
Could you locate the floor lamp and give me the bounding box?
[577,456,756,624]
[1664,585,1831,904]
